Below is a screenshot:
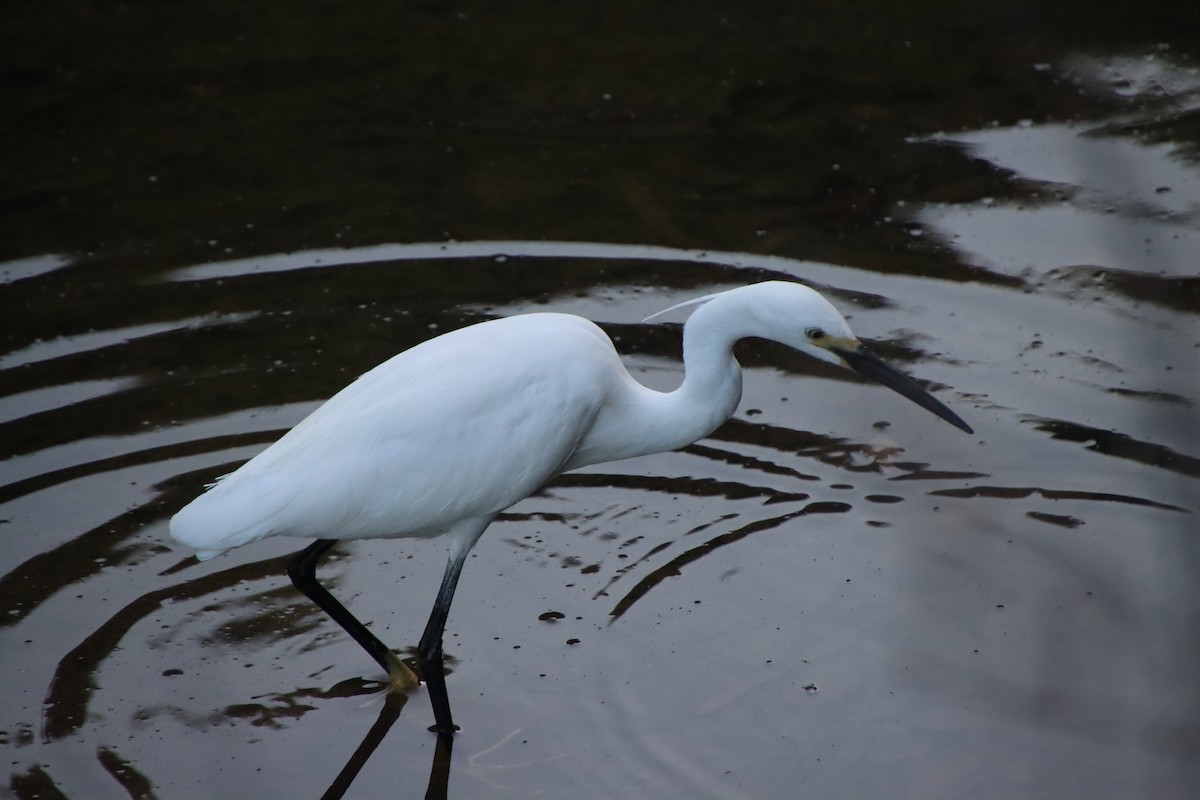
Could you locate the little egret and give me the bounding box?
[171,280,971,735]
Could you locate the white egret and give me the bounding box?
[170,280,971,735]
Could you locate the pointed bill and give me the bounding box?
[832,345,973,434]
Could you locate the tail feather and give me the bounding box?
[170,470,298,558]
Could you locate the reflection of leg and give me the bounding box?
[418,545,472,735]
[425,733,454,800]
[321,692,406,800]
[288,539,417,689]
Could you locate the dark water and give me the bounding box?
[3,3,1199,798]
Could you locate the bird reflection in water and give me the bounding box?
[315,690,453,800]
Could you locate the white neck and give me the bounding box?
[568,293,747,468]
[664,295,747,445]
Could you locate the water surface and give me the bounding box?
[2,4,1198,798]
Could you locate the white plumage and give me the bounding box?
[170,280,970,736]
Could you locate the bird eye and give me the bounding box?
[805,327,826,341]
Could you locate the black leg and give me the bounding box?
[288,539,414,685]
[418,546,472,735]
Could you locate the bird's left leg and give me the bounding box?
[288,539,418,691]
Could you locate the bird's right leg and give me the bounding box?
[288,539,418,691]
[416,517,491,736]
[417,543,471,735]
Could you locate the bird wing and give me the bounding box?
[171,314,618,556]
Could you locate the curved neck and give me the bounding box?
[667,298,746,445]
[570,296,746,468]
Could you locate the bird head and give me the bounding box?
[766,282,974,434]
[648,281,973,434]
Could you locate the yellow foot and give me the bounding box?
[384,651,420,692]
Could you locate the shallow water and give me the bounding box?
[3,4,1199,798]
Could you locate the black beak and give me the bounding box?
[833,345,973,434]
